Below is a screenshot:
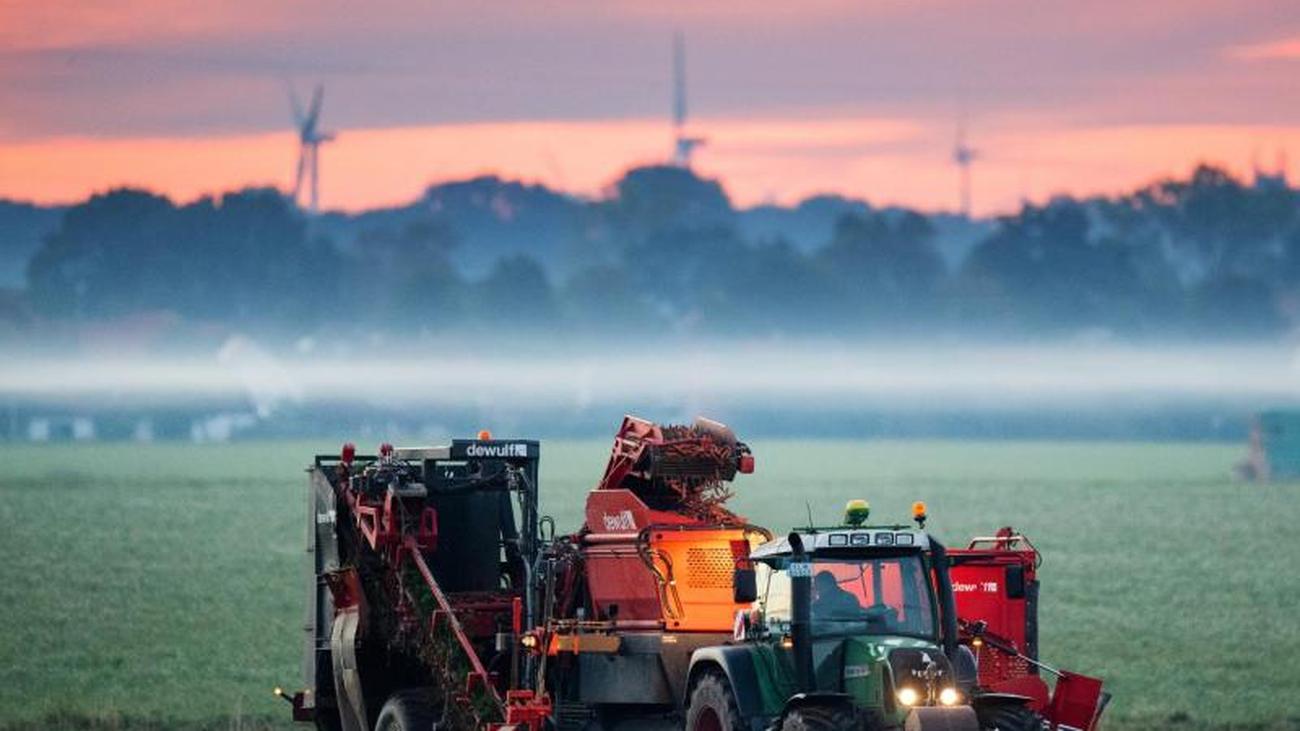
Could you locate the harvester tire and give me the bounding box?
[975,704,1041,731]
[375,689,438,731]
[781,705,856,731]
[685,672,745,731]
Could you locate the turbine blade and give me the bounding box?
[306,85,324,129]
[293,148,307,200]
[310,145,320,213]
[288,83,306,128]
[673,31,686,127]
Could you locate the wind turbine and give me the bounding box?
[289,84,335,214]
[672,32,705,168]
[952,115,978,218]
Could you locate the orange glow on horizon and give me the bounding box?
[3,116,1299,217]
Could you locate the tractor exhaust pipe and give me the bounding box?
[788,532,815,692]
[929,538,960,662]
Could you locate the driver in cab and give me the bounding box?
[812,570,863,619]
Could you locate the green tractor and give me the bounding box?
[682,502,1022,731]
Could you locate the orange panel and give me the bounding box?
[647,528,757,632]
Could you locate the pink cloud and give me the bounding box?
[0,2,278,51]
[1225,35,1300,61]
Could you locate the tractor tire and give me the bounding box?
[781,705,857,731]
[975,704,1042,731]
[685,672,746,731]
[375,689,439,731]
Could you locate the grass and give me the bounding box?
[0,439,1295,730]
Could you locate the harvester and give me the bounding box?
[289,436,549,730]
[283,416,1107,731]
[532,416,769,729]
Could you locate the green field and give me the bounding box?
[2,440,1298,731]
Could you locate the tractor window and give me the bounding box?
[757,562,792,626]
[810,555,936,639]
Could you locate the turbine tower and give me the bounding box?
[952,115,977,218]
[289,84,335,214]
[1251,146,1290,191]
[672,32,705,168]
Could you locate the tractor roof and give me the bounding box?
[751,528,930,560]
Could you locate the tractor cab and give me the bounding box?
[685,501,982,730]
[751,528,940,643]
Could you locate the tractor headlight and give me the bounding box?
[896,687,919,706]
[939,687,960,706]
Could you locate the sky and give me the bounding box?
[3,0,1300,215]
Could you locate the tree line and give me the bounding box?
[14,163,1300,344]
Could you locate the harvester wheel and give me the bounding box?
[685,672,745,731]
[375,689,439,731]
[975,704,1041,731]
[780,705,856,731]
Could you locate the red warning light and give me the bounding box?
[379,442,394,458]
[738,454,755,474]
[340,442,356,465]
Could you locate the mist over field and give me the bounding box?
[7,342,1300,405]
[2,340,1296,442]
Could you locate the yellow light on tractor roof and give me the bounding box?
[477,429,492,440]
[844,499,870,526]
[912,501,928,528]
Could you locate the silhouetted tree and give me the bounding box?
[816,211,945,329]
[473,255,557,326]
[26,187,338,332]
[603,166,735,246]
[19,163,1300,341]
[723,237,835,333]
[355,219,463,327]
[622,226,751,331]
[563,265,658,332]
[1135,165,1297,283]
[960,199,1147,334]
[27,188,174,319]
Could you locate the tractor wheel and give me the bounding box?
[375,689,439,731]
[781,705,856,730]
[685,672,745,731]
[976,704,1042,731]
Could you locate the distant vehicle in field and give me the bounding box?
[1237,411,1300,481]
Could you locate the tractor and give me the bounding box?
[678,504,1107,731]
[681,502,986,731]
